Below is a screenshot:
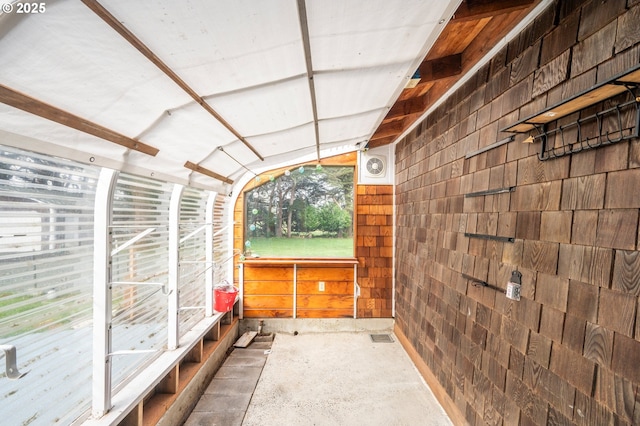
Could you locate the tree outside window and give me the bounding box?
[244,165,354,257]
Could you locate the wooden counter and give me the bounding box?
[240,258,359,319]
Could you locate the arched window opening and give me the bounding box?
[243,165,354,258]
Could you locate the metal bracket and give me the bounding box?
[111,281,172,295]
[0,345,27,379]
[464,233,515,243]
[110,227,156,256]
[179,224,208,245]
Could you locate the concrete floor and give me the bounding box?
[186,330,452,425]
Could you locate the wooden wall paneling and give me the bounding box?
[297,266,354,318]
[241,263,357,318]
[394,3,640,424]
[242,265,294,318]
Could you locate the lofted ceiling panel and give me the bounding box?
[314,67,405,119]
[140,103,238,163]
[206,76,313,138]
[305,0,454,70]
[245,123,317,160]
[0,1,192,137]
[99,0,307,96]
[319,110,384,146]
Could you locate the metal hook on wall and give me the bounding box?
[0,345,28,380]
[111,281,172,295]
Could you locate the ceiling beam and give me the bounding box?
[184,161,234,185]
[296,0,321,162]
[386,94,429,120]
[0,84,159,156]
[452,0,535,22]
[372,120,406,139]
[419,54,462,82]
[81,0,264,162]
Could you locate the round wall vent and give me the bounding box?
[366,157,385,176]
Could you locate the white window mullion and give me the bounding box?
[205,192,216,317]
[92,168,118,418]
[168,184,184,350]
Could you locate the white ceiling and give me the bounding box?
[0,0,460,193]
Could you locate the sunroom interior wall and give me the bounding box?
[0,145,100,425]
[178,187,210,335]
[213,192,232,287]
[394,1,640,425]
[110,173,173,390]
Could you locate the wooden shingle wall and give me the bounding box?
[394,1,640,424]
[356,184,394,318]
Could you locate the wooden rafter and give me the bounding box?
[0,84,159,156]
[373,120,406,139]
[369,1,539,148]
[81,0,264,162]
[419,54,463,82]
[452,0,534,22]
[184,161,234,185]
[386,94,429,120]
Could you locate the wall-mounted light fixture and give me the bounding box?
[506,271,522,301]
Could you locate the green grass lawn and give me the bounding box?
[246,237,353,258]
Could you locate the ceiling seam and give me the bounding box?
[296,0,321,162]
[80,0,265,171]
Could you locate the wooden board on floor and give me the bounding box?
[234,331,258,348]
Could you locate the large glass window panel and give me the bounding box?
[0,145,99,425]
[110,173,172,390]
[178,187,208,336]
[212,193,231,286]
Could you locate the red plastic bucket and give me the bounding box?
[214,287,238,312]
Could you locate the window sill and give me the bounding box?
[83,309,237,425]
[241,257,358,266]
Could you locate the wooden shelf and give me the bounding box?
[503,64,640,133]
[242,257,358,266]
